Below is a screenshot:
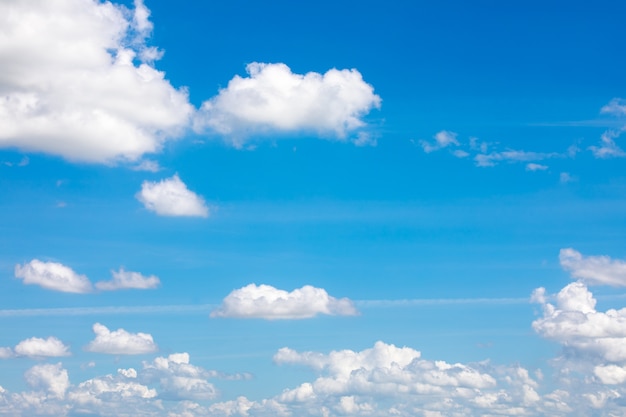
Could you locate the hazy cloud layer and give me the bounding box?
[85,323,157,355]
[0,0,193,163]
[136,175,209,217]
[211,284,358,319]
[195,62,381,146]
[15,260,93,293]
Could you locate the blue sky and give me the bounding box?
[1,0,626,416]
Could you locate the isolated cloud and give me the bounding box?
[211,284,358,319]
[419,130,459,153]
[474,149,562,167]
[195,62,381,145]
[14,337,70,358]
[15,259,93,293]
[95,268,160,291]
[85,323,157,355]
[0,0,193,163]
[559,248,626,287]
[24,363,70,399]
[136,174,209,217]
[526,163,548,171]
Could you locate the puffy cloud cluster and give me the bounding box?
[211,284,358,319]
[0,336,70,359]
[24,363,70,399]
[194,62,381,147]
[136,174,209,218]
[559,248,626,287]
[14,259,160,293]
[85,323,157,355]
[0,0,193,164]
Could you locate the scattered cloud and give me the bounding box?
[560,248,626,287]
[0,0,193,163]
[589,129,626,158]
[136,174,209,217]
[14,259,93,293]
[194,62,381,146]
[13,336,70,358]
[211,284,358,320]
[132,160,161,172]
[85,323,158,355]
[559,172,575,183]
[352,132,377,147]
[24,363,70,399]
[418,130,459,153]
[526,163,548,171]
[474,149,561,167]
[95,268,160,291]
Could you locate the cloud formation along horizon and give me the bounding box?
[211,284,359,320]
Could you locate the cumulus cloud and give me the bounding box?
[136,174,209,217]
[85,323,157,355]
[211,284,358,319]
[68,368,157,408]
[0,0,193,163]
[24,363,70,399]
[418,130,459,153]
[15,259,93,293]
[95,268,160,291]
[14,337,70,358]
[559,248,626,287]
[194,62,381,146]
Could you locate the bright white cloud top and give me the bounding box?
[211,284,358,319]
[136,175,209,217]
[559,248,626,287]
[195,62,381,145]
[13,337,71,359]
[15,260,93,293]
[95,268,160,291]
[0,0,193,164]
[84,323,157,355]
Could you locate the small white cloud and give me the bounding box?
[0,347,14,359]
[14,337,70,358]
[136,174,209,217]
[85,323,157,355]
[24,363,69,399]
[95,268,160,291]
[14,259,93,293]
[560,172,575,183]
[142,353,218,400]
[453,149,469,158]
[194,62,381,146]
[211,284,358,320]
[594,364,626,385]
[475,150,560,167]
[589,129,626,158]
[560,248,626,287]
[132,160,161,172]
[352,132,377,147]
[526,163,548,171]
[419,130,459,153]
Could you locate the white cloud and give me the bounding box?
[0,347,14,359]
[136,174,209,217]
[474,149,561,167]
[69,368,157,407]
[194,62,381,146]
[419,130,459,153]
[14,337,70,358]
[85,323,157,355]
[15,259,93,293]
[526,163,548,171]
[559,172,575,183]
[589,129,626,158]
[211,284,358,319]
[0,0,193,163]
[95,268,160,291]
[24,363,69,399]
[532,281,626,362]
[560,248,626,287]
[142,353,218,400]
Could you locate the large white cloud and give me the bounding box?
[0,0,193,164]
[24,363,70,399]
[194,62,381,146]
[15,259,93,293]
[559,248,626,287]
[95,268,160,291]
[13,337,71,359]
[211,284,358,319]
[85,323,157,355]
[136,175,209,218]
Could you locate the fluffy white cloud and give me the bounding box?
[142,353,218,400]
[15,259,93,293]
[85,323,157,355]
[95,268,160,291]
[24,363,69,399]
[194,62,381,146]
[0,0,193,163]
[211,284,358,319]
[560,248,626,287]
[14,337,70,358]
[136,175,209,217]
[532,282,626,362]
[419,130,459,153]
